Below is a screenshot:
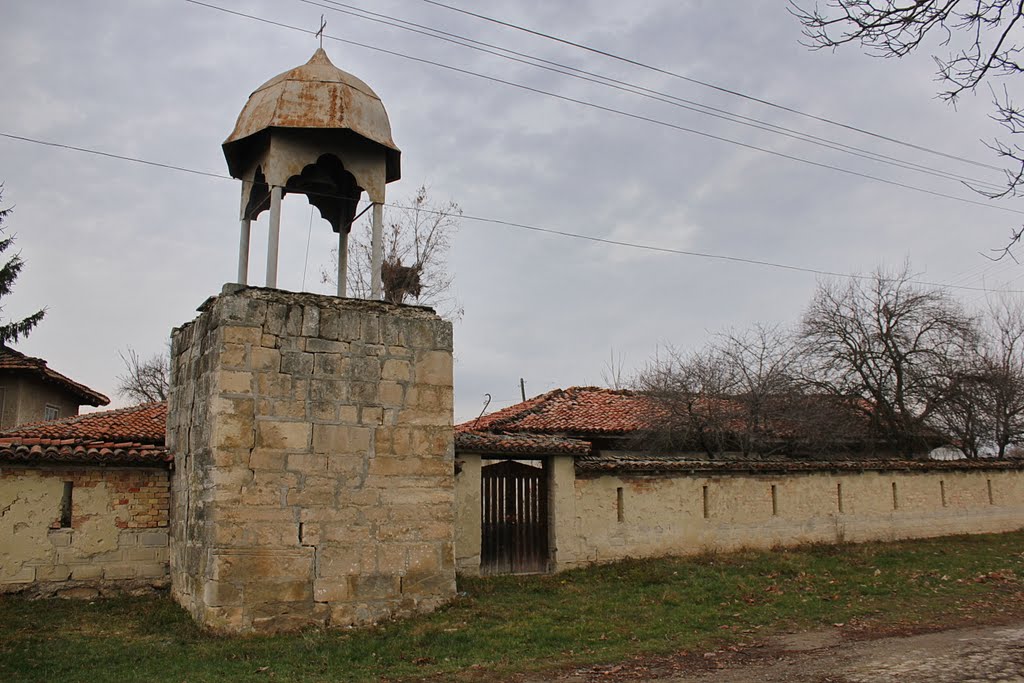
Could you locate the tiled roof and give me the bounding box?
[0,346,109,406]
[462,387,663,436]
[576,454,1024,474]
[0,402,168,466]
[455,430,591,456]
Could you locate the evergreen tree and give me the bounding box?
[0,186,45,345]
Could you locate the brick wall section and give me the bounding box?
[168,285,455,633]
[0,464,170,596]
[102,469,170,530]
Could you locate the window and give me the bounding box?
[59,482,73,528]
[44,404,60,421]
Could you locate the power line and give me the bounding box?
[183,1,1024,217]
[443,209,1024,294]
[3,129,1021,294]
[306,0,1005,192]
[0,132,229,180]
[413,0,1005,173]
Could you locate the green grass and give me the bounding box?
[3,532,1024,682]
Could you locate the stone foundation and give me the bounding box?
[167,285,455,633]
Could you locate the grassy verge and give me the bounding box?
[3,531,1024,682]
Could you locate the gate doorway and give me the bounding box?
[480,460,550,575]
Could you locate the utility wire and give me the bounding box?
[301,204,315,290]
[413,0,1005,173]
[306,0,1005,192]
[3,128,1021,294]
[0,132,229,179]
[183,1,1024,217]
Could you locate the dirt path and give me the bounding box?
[541,621,1024,682]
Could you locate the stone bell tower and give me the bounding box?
[167,49,456,633]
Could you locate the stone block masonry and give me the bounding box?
[168,285,455,633]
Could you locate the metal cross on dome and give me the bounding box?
[315,14,327,48]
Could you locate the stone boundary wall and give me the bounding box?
[453,454,1024,574]
[0,464,170,596]
[563,467,1024,568]
[168,285,455,633]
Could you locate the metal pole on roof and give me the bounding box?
[520,378,526,402]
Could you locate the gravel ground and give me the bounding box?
[531,620,1024,683]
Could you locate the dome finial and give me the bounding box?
[315,13,327,49]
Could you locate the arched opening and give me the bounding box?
[285,154,363,234]
[243,167,270,221]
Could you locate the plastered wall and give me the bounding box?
[0,465,170,596]
[0,377,82,429]
[453,453,481,574]
[559,468,1024,568]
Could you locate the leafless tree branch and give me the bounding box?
[116,347,169,405]
[322,185,463,319]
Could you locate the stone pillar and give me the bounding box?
[167,284,455,633]
[453,453,482,575]
[337,230,348,298]
[237,219,251,285]
[549,455,580,571]
[370,203,383,300]
[266,186,283,288]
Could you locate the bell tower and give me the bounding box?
[167,49,455,633]
[222,48,402,297]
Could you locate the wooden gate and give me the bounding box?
[481,460,549,575]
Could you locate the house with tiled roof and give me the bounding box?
[453,386,1024,577]
[0,402,170,596]
[0,346,110,429]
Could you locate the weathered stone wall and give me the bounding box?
[557,467,1024,569]
[168,285,455,633]
[0,464,170,596]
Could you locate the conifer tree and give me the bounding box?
[0,186,45,345]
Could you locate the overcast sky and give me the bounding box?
[2,0,1023,422]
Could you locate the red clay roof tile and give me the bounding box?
[455,430,590,456]
[457,387,663,436]
[0,402,167,466]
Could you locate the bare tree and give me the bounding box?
[715,323,802,455]
[600,347,628,390]
[323,185,462,317]
[932,359,994,458]
[0,185,45,345]
[636,327,844,458]
[634,345,739,458]
[980,295,1024,456]
[800,263,979,456]
[791,0,1024,254]
[116,347,169,404]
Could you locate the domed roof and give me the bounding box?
[223,48,400,182]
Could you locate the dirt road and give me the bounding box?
[549,621,1024,682]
